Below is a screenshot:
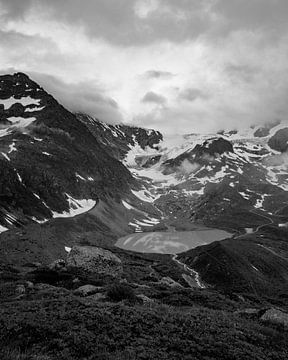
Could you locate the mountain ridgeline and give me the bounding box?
[77,113,163,161]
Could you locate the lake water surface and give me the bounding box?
[116,229,232,254]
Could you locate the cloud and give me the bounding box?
[0,0,32,18]
[28,72,123,124]
[142,91,167,105]
[214,0,288,35]
[178,88,208,102]
[0,29,58,69]
[0,0,288,135]
[1,0,288,46]
[0,0,214,45]
[224,63,259,83]
[144,70,175,79]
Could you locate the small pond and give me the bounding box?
[116,229,232,254]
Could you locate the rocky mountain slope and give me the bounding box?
[121,122,288,233]
[0,73,135,227]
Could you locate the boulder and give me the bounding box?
[137,294,154,305]
[66,246,122,278]
[15,284,26,295]
[260,308,288,327]
[25,281,34,290]
[48,259,66,271]
[74,284,102,297]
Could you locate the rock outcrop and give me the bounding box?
[74,284,102,297]
[193,137,234,158]
[268,128,288,152]
[66,246,122,278]
[260,308,288,327]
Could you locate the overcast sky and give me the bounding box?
[0,0,288,134]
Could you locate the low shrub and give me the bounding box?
[106,283,137,303]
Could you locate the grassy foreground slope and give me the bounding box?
[0,295,287,360]
[0,250,288,360]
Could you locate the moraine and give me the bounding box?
[116,229,232,254]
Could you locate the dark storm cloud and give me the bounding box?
[1,0,140,44]
[0,0,32,18]
[142,91,166,105]
[3,0,287,45]
[214,0,288,34]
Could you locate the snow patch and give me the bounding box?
[1,96,40,110]
[255,195,266,209]
[128,221,142,232]
[8,116,36,129]
[76,173,86,181]
[132,189,156,203]
[8,142,17,153]
[0,225,8,233]
[52,195,96,219]
[17,173,22,182]
[25,106,45,112]
[1,152,10,161]
[135,219,154,227]
[122,200,135,210]
[239,192,250,200]
[251,264,260,272]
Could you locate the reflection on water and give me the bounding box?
[116,230,232,254]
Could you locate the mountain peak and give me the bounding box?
[193,137,234,158]
[0,72,44,103]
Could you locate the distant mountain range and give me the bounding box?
[1,72,288,298]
